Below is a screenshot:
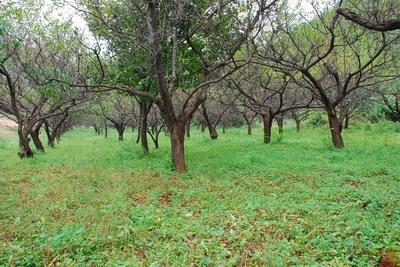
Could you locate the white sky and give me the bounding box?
[47,0,316,36]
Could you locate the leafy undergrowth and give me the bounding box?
[0,122,399,266]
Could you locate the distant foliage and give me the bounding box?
[306,112,328,128]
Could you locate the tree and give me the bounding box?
[62,0,279,172]
[337,3,400,32]
[99,93,134,141]
[229,67,313,143]
[256,0,398,148]
[0,6,86,157]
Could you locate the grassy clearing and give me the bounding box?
[0,122,400,266]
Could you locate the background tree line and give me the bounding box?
[0,0,399,172]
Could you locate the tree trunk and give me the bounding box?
[186,120,191,138]
[116,126,125,141]
[247,122,252,135]
[140,116,149,154]
[244,115,252,135]
[222,123,226,134]
[295,120,301,132]
[202,104,218,139]
[261,114,273,144]
[327,108,345,149]
[170,123,186,173]
[104,119,108,138]
[277,117,284,134]
[44,122,55,147]
[18,123,33,158]
[154,138,159,149]
[31,123,45,152]
[136,127,141,144]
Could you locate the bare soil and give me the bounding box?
[0,118,17,138]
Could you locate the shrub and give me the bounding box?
[306,112,328,128]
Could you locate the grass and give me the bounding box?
[0,122,399,266]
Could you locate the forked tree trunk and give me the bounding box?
[115,125,125,141]
[327,108,345,149]
[261,114,273,144]
[170,123,186,173]
[18,124,33,158]
[31,123,45,152]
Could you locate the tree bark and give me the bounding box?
[44,122,55,147]
[115,125,125,141]
[118,129,124,141]
[136,127,141,144]
[18,123,33,158]
[244,115,252,135]
[104,119,108,138]
[327,108,345,149]
[139,104,150,154]
[170,123,186,173]
[277,117,284,134]
[201,104,218,140]
[261,114,273,144]
[31,122,45,152]
[186,120,191,138]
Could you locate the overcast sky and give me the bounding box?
[48,0,316,34]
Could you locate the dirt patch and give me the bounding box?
[159,192,172,205]
[0,118,17,138]
[380,250,400,267]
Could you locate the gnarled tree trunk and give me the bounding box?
[18,123,33,158]
[201,104,218,140]
[31,121,45,152]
